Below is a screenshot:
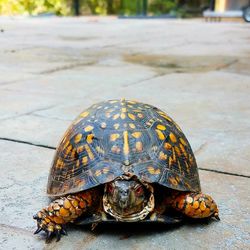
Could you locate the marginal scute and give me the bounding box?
[47,99,201,196]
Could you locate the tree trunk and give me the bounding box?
[107,0,114,14]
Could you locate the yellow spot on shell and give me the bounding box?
[133,109,141,112]
[95,170,102,177]
[127,100,137,104]
[56,159,64,168]
[128,113,136,120]
[82,156,88,166]
[135,141,143,152]
[85,145,94,160]
[164,142,172,150]
[77,145,84,154]
[174,122,183,132]
[137,113,144,118]
[87,134,94,144]
[185,161,190,173]
[96,146,104,154]
[179,143,187,157]
[120,113,126,119]
[157,124,166,130]
[110,133,120,141]
[84,125,94,132]
[74,134,82,144]
[169,156,174,166]
[172,148,176,162]
[175,146,181,156]
[169,177,178,186]
[129,123,136,129]
[113,114,120,120]
[132,132,142,138]
[156,129,165,140]
[65,145,72,155]
[169,133,177,143]
[159,151,167,160]
[109,100,118,104]
[76,160,80,167]
[114,123,120,129]
[160,114,172,122]
[180,138,187,146]
[80,111,89,118]
[71,148,76,158]
[147,166,161,175]
[63,140,70,149]
[103,167,109,174]
[123,131,129,156]
[121,108,127,112]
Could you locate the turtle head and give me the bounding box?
[103,176,155,222]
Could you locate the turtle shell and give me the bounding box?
[47,99,201,197]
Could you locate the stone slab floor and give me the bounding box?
[0,17,249,250]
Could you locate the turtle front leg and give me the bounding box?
[33,189,98,241]
[167,192,219,220]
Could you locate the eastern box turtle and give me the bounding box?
[34,99,219,241]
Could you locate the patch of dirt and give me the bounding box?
[123,54,250,75]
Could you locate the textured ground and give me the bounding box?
[0,17,249,250]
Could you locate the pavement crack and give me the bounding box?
[199,168,250,178]
[0,104,58,122]
[122,72,166,87]
[0,137,56,150]
[38,61,96,74]
[215,59,238,71]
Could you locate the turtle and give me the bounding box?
[33,99,219,241]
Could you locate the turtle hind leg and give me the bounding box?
[168,192,220,220]
[33,189,98,242]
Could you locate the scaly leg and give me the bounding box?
[166,192,220,220]
[33,189,100,241]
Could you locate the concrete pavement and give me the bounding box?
[0,17,249,249]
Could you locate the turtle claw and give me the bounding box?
[34,227,42,234]
[33,214,39,220]
[56,230,61,242]
[214,214,220,221]
[45,231,53,243]
[33,211,67,242]
[47,230,53,238]
[61,228,67,236]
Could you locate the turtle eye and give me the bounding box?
[107,184,114,193]
[135,186,143,196]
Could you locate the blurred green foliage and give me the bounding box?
[148,0,177,15]
[0,0,71,15]
[0,0,209,16]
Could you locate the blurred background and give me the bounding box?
[0,0,249,21]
